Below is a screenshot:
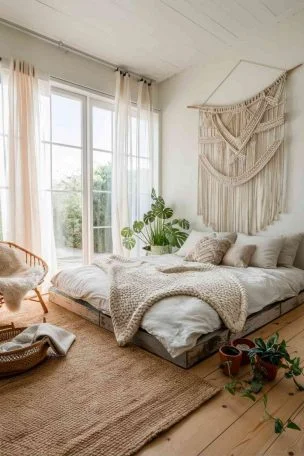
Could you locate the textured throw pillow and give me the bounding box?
[185,237,231,264]
[176,230,214,257]
[222,244,256,268]
[277,234,302,267]
[236,234,283,268]
[214,232,237,244]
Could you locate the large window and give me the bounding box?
[0,79,159,269]
[48,84,158,268]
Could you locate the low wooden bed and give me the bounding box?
[49,287,304,369]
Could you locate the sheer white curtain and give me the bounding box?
[112,73,154,256]
[2,59,56,275]
[112,71,132,255]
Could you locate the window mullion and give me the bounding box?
[82,95,92,265]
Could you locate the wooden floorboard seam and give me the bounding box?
[197,329,304,455]
[261,401,304,455]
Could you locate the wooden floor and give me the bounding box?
[137,303,304,456]
[2,298,304,456]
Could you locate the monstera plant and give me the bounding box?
[121,188,190,254]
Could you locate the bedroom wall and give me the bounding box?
[0,23,159,106]
[159,58,304,241]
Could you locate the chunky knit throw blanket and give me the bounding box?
[96,255,248,346]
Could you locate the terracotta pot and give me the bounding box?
[256,356,279,381]
[232,338,256,365]
[219,345,242,376]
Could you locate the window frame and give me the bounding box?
[0,75,160,266]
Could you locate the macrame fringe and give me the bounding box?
[198,76,286,234]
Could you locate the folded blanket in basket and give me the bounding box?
[0,323,76,355]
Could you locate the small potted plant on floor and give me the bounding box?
[121,188,190,255]
[232,337,256,365]
[248,333,290,381]
[224,332,304,434]
[219,345,243,376]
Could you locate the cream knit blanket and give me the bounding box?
[96,255,248,347]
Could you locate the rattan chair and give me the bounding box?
[0,241,48,313]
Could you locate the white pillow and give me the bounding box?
[278,234,302,267]
[176,230,214,257]
[236,234,283,268]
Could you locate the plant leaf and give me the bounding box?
[274,418,284,434]
[250,380,263,394]
[286,421,301,431]
[122,237,136,250]
[151,188,157,200]
[121,227,133,237]
[153,205,173,219]
[241,391,256,402]
[133,220,144,233]
[143,211,155,224]
[178,219,190,230]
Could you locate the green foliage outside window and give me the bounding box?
[53,164,112,253]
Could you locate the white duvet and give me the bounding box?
[51,254,304,358]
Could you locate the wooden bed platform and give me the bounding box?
[49,287,304,369]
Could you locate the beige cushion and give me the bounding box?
[214,232,237,244]
[222,244,256,268]
[278,234,302,267]
[236,234,283,268]
[176,230,214,257]
[185,238,231,264]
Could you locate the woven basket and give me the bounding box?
[0,325,49,377]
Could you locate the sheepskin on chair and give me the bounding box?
[0,244,44,311]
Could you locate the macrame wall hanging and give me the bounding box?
[188,61,302,234]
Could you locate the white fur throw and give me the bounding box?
[96,255,248,346]
[0,244,44,311]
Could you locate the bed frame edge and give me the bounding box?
[49,288,304,369]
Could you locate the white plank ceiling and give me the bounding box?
[0,0,304,81]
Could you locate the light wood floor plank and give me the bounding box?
[138,306,304,456]
[201,330,304,456]
[263,403,304,455]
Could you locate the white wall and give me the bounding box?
[159,58,304,238]
[0,23,159,105]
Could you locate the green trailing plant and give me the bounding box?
[224,333,304,434]
[121,188,190,250]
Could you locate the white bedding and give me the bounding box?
[51,254,304,358]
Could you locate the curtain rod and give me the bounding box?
[0,65,161,112]
[0,17,155,83]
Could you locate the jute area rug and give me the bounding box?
[0,300,219,456]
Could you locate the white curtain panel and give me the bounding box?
[5,59,56,276]
[112,71,132,255]
[112,73,154,256]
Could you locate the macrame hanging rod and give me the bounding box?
[187,59,303,109]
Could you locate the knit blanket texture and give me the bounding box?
[96,255,248,346]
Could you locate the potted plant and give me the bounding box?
[121,188,190,254]
[248,333,289,381]
[232,337,256,365]
[224,332,304,434]
[219,345,242,376]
